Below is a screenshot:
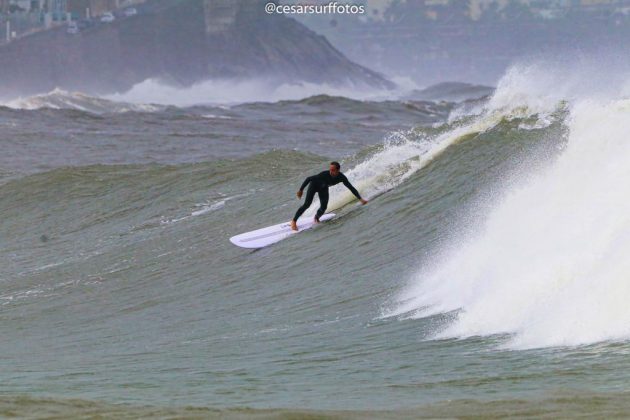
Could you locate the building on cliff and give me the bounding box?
[67,0,145,19]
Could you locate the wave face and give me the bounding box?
[3,65,630,414]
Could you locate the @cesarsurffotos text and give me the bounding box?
[265,2,366,15]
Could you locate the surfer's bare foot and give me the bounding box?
[290,220,298,231]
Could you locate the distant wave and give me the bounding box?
[1,80,491,114]
[4,88,163,113]
[107,77,495,107]
[404,81,494,102]
[104,77,411,106]
[239,94,453,121]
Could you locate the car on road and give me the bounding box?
[67,21,79,34]
[100,12,115,23]
[124,8,137,17]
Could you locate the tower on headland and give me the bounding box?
[203,0,260,34]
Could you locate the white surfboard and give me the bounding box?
[229,213,335,249]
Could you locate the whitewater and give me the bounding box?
[3,65,630,417]
[386,63,630,350]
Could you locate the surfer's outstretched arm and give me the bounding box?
[341,174,368,204]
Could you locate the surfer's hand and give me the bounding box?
[360,199,368,205]
[297,190,303,199]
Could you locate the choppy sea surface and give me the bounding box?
[3,71,630,418]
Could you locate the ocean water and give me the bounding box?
[2,69,630,418]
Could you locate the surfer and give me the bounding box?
[291,161,367,231]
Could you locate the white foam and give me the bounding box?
[386,63,630,350]
[105,78,403,107]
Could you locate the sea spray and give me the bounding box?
[105,78,398,106]
[388,65,630,349]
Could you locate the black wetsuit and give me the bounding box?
[293,171,362,221]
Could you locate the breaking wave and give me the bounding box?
[386,61,630,350]
[4,88,163,113]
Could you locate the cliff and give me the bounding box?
[0,0,394,98]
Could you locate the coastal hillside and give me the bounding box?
[0,0,393,97]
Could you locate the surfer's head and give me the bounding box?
[330,161,341,177]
